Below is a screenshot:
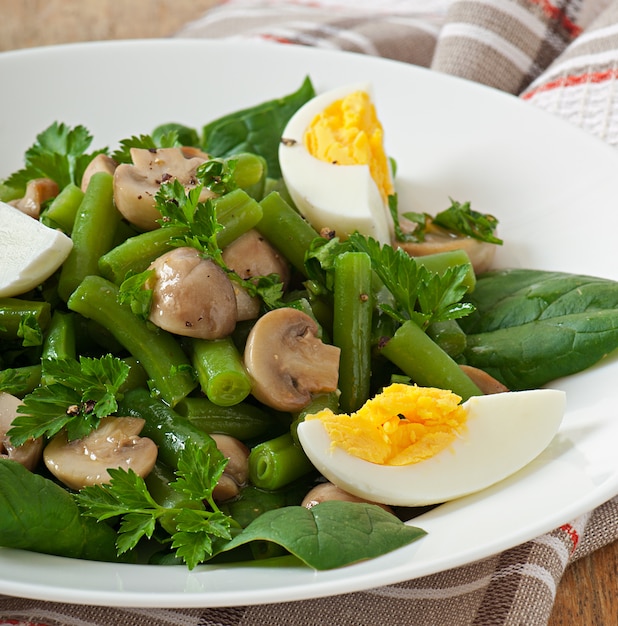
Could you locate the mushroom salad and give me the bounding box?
[3,77,618,571]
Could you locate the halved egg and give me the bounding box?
[279,83,394,244]
[297,384,566,506]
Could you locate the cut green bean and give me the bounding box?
[67,275,197,406]
[0,298,51,341]
[98,225,186,285]
[57,172,121,301]
[415,249,476,293]
[41,311,76,385]
[248,432,315,490]
[230,153,267,199]
[190,337,252,407]
[40,183,84,234]
[118,387,213,469]
[290,391,340,446]
[214,188,263,249]
[426,319,467,358]
[379,320,482,401]
[333,251,373,413]
[0,364,42,396]
[257,192,320,275]
[175,396,276,440]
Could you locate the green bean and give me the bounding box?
[40,183,84,234]
[0,298,51,341]
[290,391,340,445]
[175,396,276,440]
[98,225,186,285]
[67,275,197,406]
[214,188,264,249]
[257,192,321,275]
[248,432,315,490]
[42,311,76,361]
[190,337,251,407]
[333,251,373,413]
[41,311,76,385]
[379,320,482,401]
[57,172,121,301]
[0,364,42,396]
[118,357,149,393]
[426,319,467,358]
[118,387,213,469]
[230,153,267,199]
[415,249,476,293]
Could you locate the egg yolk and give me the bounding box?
[306,383,467,466]
[303,90,395,205]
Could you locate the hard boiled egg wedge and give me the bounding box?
[297,385,566,506]
[279,83,394,244]
[0,201,73,297]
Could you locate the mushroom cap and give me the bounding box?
[0,392,43,471]
[244,308,341,412]
[146,246,238,339]
[222,229,291,322]
[301,481,393,513]
[10,178,59,219]
[210,433,250,502]
[394,229,497,275]
[43,416,158,491]
[113,147,215,231]
[81,153,117,192]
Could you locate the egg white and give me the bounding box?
[278,83,394,245]
[297,389,566,506]
[0,201,73,298]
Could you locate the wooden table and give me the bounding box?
[2,1,617,623]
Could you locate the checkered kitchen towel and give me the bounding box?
[3,0,618,624]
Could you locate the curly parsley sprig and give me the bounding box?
[75,440,235,569]
[8,354,130,446]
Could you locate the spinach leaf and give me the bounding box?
[0,459,121,562]
[220,501,426,570]
[460,269,618,389]
[202,76,315,179]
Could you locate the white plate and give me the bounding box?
[1,39,618,608]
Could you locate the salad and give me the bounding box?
[2,76,618,572]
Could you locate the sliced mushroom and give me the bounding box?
[81,153,117,192]
[113,147,216,231]
[394,216,497,275]
[244,308,340,412]
[460,364,509,394]
[9,178,59,219]
[222,229,292,321]
[146,246,238,339]
[43,416,158,491]
[302,482,393,513]
[210,433,250,502]
[0,392,43,471]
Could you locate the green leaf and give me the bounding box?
[8,354,130,446]
[433,199,502,245]
[17,313,44,347]
[111,132,181,164]
[221,501,426,570]
[118,270,155,320]
[460,269,618,389]
[202,76,315,178]
[0,459,120,562]
[348,234,473,328]
[3,122,106,189]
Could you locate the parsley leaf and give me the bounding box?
[8,354,130,446]
[348,234,475,328]
[3,122,106,190]
[17,313,44,347]
[75,440,234,569]
[432,198,503,244]
[117,270,155,320]
[111,131,182,164]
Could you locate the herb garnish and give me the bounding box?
[8,354,130,446]
[75,440,234,569]
[2,122,106,191]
